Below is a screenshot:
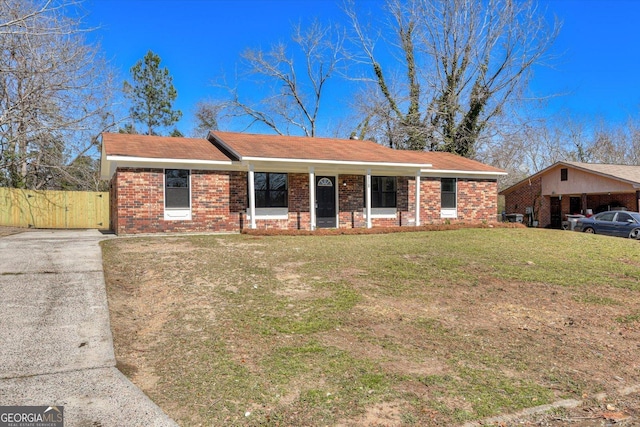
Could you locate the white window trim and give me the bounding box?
[440,208,458,219]
[364,207,397,219]
[440,177,457,219]
[164,169,192,221]
[246,207,289,220]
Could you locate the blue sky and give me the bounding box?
[84,0,640,136]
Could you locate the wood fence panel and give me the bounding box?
[0,187,109,229]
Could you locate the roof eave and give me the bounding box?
[106,155,234,166]
[421,168,506,177]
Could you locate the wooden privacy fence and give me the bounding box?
[0,187,109,229]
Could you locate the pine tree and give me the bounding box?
[124,50,182,135]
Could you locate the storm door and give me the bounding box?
[550,196,562,228]
[316,176,336,228]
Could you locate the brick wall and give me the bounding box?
[586,193,639,213]
[503,177,546,225]
[504,176,640,228]
[458,179,499,222]
[112,168,247,234]
[110,168,499,234]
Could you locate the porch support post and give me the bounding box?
[309,167,316,230]
[415,171,421,227]
[365,169,372,229]
[248,164,256,229]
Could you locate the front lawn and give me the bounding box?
[101,228,640,426]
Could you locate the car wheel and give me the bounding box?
[584,227,595,234]
[630,228,640,239]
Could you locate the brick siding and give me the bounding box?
[111,168,499,234]
[505,176,640,228]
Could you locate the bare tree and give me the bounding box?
[0,0,116,190]
[346,0,560,156]
[190,100,222,137]
[217,20,345,137]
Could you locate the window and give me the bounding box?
[596,212,615,222]
[441,178,456,209]
[560,168,568,181]
[165,169,190,208]
[254,172,288,208]
[370,176,396,208]
[616,212,633,223]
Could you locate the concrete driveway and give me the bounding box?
[0,230,177,427]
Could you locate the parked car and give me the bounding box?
[574,210,640,239]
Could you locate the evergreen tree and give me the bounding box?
[124,50,182,135]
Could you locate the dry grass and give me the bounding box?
[101,228,640,426]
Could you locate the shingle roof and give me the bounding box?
[208,131,504,173]
[500,161,640,195]
[102,133,231,162]
[101,131,505,174]
[562,161,640,185]
[208,131,426,164]
[407,150,505,173]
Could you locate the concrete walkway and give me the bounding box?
[0,230,177,427]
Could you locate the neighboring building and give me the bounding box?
[100,131,506,234]
[501,161,640,228]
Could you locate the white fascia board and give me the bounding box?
[241,156,431,170]
[420,168,507,179]
[106,155,234,166]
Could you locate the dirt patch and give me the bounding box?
[101,230,640,426]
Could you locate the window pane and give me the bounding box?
[166,188,189,208]
[382,192,396,208]
[255,190,267,208]
[372,192,381,208]
[383,177,396,192]
[441,178,455,192]
[442,193,456,208]
[269,173,287,191]
[371,177,380,192]
[254,173,267,191]
[369,176,397,208]
[617,213,631,222]
[561,168,568,181]
[166,169,188,188]
[253,172,288,208]
[269,190,287,207]
[598,212,614,221]
[165,169,189,208]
